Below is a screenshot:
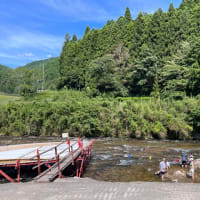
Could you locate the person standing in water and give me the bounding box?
[189,155,195,181]
[181,153,187,168]
[159,158,167,181]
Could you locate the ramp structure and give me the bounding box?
[0,138,95,183]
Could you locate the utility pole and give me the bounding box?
[37,79,39,93]
[42,62,45,91]
[33,73,35,92]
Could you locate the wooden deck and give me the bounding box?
[0,138,94,183]
[34,148,82,182]
[0,140,79,165]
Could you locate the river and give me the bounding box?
[83,138,200,183]
[1,137,200,183]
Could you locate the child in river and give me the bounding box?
[159,158,167,181]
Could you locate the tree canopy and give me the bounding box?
[58,0,200,98]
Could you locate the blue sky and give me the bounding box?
[0,0,182,68]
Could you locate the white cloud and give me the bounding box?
[0,51,46,67]
[24,52,34,57]
[0,26,63,67]
[39,0,115,22]
[17,52,35,57]
[0,52,36,61]
[47,54,52,58]
[0,27,64,52]
[0,53,18,59]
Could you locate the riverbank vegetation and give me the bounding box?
[0,93,21,105]
[0,90,199,140]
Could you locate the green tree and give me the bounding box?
[65,33,70,42]
[185,39,200,95]
[131,12,146,58]
[0,65,16,93]
[160,42,191,99]
[151,74,160,100]
[124,7,132,22]
[130,45,158,96]
[72,34,78,42]
[84,26,90,36]
[147,8,166,56]
[86,55,128,97]
[19,70,37,97]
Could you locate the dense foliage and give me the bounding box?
[59,1,200,99]
[0,65,15,94]
[0,90,199,140]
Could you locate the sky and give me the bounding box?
[0,0,182,68]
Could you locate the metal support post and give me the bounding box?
[15,159,20,183]
[55,147,58,157]
[36,149,41,175]
[0,169,15,183]
[71,146,74,165]
[67,139,70,152]
[57,155,62,178]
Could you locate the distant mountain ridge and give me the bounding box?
[0,57,60,94]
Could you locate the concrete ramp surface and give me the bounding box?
[0,178,200,200]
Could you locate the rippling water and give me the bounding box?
[83,138,200,183]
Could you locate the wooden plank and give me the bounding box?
[34,148,81,182]
[49,149,81,182]
[32,147,68,170]
[30,142,64,159]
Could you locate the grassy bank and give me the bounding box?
[0,90,199,139]
[0,93,21,105]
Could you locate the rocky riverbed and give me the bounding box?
[83,139,200,183]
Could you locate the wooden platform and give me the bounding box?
[0,140,81,165]
[34,148,82,182]
[0,138,93,183]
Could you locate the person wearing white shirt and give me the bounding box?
[159,158,167,181]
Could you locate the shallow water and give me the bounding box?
[1,137,200,183]
[83,138,200,183]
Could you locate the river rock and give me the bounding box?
[194,159,200,169]
[174,170,186,178]
[165,169,186,182]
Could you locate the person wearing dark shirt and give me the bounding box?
[181,153,187,168]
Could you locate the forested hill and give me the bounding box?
[59,0,200,99]
[0,64,15,93]
[0,57,59,94]
[17,57,60,90]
